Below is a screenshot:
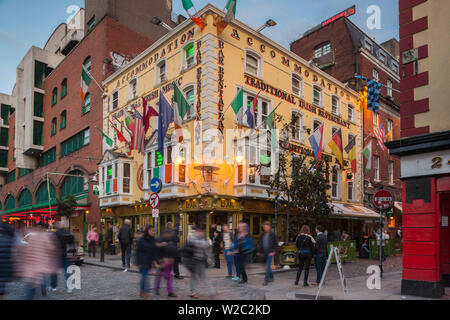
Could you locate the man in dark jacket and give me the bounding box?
[136,225,159,298]
[212,230,221,269]
[0,222,14,299]
[258,221,278,285]
[106,225,114,254]
[314,225,328,285]
[118,219,134,270]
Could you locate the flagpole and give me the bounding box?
[83,65,104,93]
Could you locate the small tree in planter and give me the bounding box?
[56,195,77,229]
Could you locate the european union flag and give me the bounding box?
[367,80,382,113]
[158,90,174,158]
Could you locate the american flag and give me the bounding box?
[373,123,386,151]
[131,108,145,154]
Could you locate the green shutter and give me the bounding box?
[34,61,46,90]
[0,150,8,167]
[0,127,9,147]
[33,121,43,146]
[1,104,11,125]
[18,189,32,208]
[34,92,44,117]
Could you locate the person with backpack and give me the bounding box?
[118,219,134,271]
[231,222,253,284]
[295,225,316,286]
[135,225,159,299]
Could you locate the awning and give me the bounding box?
[330,203,380,220]
[394,201,403,212]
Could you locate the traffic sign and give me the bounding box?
[373,190,393,210]
[152,209,159,218]
[150,178,162,193]
[149,192,160,209]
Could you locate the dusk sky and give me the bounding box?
[0,0,398,94]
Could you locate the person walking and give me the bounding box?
[314,225,327,286]
[86,226,99,258]
[165,222,183,279]
[212,230,221,269]
[258,221,278,286]
[154,228,178,298]
[118,219,134,271]
[221,224,234,278]
[231,222,253,284]
[184,226,214,299]
[106,225,114,254]
[294,225,315,286]
[50,222,75,293]
[0,222,15,299]
[136,225,159,299]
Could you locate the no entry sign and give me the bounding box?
[149,192,160,209]
[373,190,394,210]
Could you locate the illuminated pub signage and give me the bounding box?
[322,5,356,27]
[244,75,352,129]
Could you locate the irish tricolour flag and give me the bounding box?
[80,66,92,102]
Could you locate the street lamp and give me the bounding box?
[151,16,173,31]
[256,19,277,33]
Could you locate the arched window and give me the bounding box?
[83,56,91,73]
[51,87,58,106]
[82,93,91,115]
[245,51,261,77]
[331,167,341,199]
[183,42,195,69]
[290,111,303,142]
[60,110,67,129]
[18,189,32,208]
[61,78,68,98]
[4,195,15,211]
[313,85,323,107]
[51,117,57,136]
[36,182,56,205]
[292,74,303,97]
[61,170,87,197]
[331,95,340,115]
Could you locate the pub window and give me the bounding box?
[331,95,340,115]
[313,85,323,107]
[291,74,303,97]
[245,51,261,77]
[347,104,355,122]
[331,167,340,199]
[183,42,195,69]
[313,119,323,132]
[123,163,131,193]
[374,156,380,181]
[112,90,119,110]
[157,60,167,84]
[290,111,303,142]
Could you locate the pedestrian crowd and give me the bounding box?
[0,221,77,300]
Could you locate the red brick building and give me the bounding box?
[387,0,450,298]
[0,14,153,247]
[290,17,402,226]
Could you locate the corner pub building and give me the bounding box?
[99,4,380,253]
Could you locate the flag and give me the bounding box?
[387,127,393,142]
[374,123,386,151]
[363,141,372,172]
[143,97,158,135]
[217,0,237,34]
[344,135,357,173]
[191,17,206,31]
[80,66,92,102]
[266,102,281,154]
[308,123,324,161]
[130,109,145,154]
[230,88,244,114]
[328,128,344,169]
[95,127,113,147]
[181,0,194,11]
[173,82,190,142]
[158,91,174,158]
[109,120,129,145]
[244,105,255,129]
[224,0,237,22]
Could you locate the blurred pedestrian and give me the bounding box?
[0,222,15,299]
[86,226,99,258]
[258,221,278,286]
[155,228,178,298]
[341,230,351,241]
[136,225,159,299]
[222,224,234,278]
[184,226,214,299]
[396,228,402,239]
[118,219,134,271]
[50,221,75,293]
[314,225,327,286]
[231,222,253,284]
[376,229,387,262]
[165,222,183,279]
[295,225,315,286]
[212,230,221,269]
[106,225,114,254]
[17,227,59,300]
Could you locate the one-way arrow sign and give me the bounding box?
[150,177,162,193]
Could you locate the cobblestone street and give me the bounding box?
[2,256,404,300]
